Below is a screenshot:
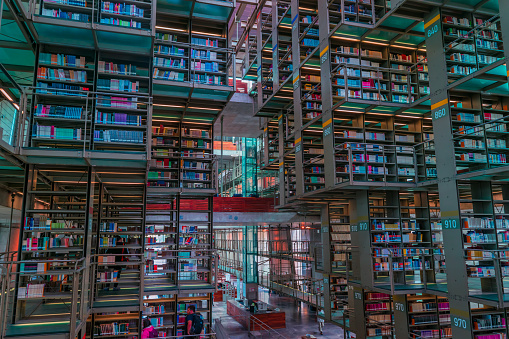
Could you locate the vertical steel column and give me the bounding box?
[498,0,509,80]
[290,0,304,195]
[82,167,95,316]
[393,294,409,338]
[347,190,370,338]
[256,10,263,110]
[350,190,371,287]
[272,1,279,96]
[318,0,335,189]
[278,113,285,205]
[424,7,473,338]
[320,204,332,321]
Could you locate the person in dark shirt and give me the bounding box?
[185,305,199,339]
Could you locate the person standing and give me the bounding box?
[141,318,159,338]
[185,305,203,339]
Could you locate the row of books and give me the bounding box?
[18,284,45,299]
[93,129,144,143]
[464,231,495,244]
[99,17,141,28]
[449,52,476,64]
[93,323,130,335]
[190,37,219,47]
[97,78,140,92]
[459,139,484,149]
[153,126,178,136]
[24,217,78,230]
[190,73,224,85]
[146,225,176,234]
[95,111,143,126]
[155,45,185,56]
[22,236,82,250]
[154,69,185,81]
[449,65,477,76]
[42,9,90,22]
[100,222,118,232]
[39,52,86,68]
[155,32,178,42]
[33,124,82,140]
[98,61,137,75]
[35,104,83,119]
[409,301,449,312]
[473,315,506,330]
[145,305,165,315]
[182,128,210,138]
[443,16,470,27]
[97,95,139,109]
[97,271,119,282]
[101,2,145,18]
[489,154,507,164]
[182,172,210,181]
[191,49,219,61]
[181,139,210,149]
[38,67,88,83]
[337,164,389,174]
[191,61,220,72]
[182,160,209,169]
[154,57,186,69]
[20,262,48,273]
[372,233,402,243]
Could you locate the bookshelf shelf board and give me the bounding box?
[23,228,85,233]
[35,93,89,101]
[31,138,88,144]
[99,12,151,21]
[97,88,147,95]
[38,63,94,71]
[97,72,150,80]
[41,2,93,12]
[22,248,84,253]
[95,106,147,113]
[94,123,146,130]
[33,116,90,124]
[37,78,92,86]
[25,209,86,214]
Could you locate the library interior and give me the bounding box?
[1,0,509,338]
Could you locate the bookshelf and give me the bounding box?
[91,176,145,338]
[365,291,394,338]
[94,50,151,152]
[148,122,213,189]
[153,15,230,87]
[34,0,154,32]
[16,165,94,336]
[407,294,451,339]
[32,44,95,149]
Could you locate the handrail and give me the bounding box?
[219,314,289,339]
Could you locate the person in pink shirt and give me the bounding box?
[141,318,159,338]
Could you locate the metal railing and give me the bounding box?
[0,257,89,339]
[18,87,152,154]
[217,314,289,339]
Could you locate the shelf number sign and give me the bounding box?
[394,302,405,312]
[453,316,467,329]
[351,225,358,232]
[433,107,447,120]
[427,24,439,37]
[425,14,440,38]
[443,218,458,230]
[359,222,368,231]
[324,125,332,137]
[354,291,362,300]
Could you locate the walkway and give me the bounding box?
[213,288,345,339]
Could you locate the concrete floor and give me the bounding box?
[213,287,345,339]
